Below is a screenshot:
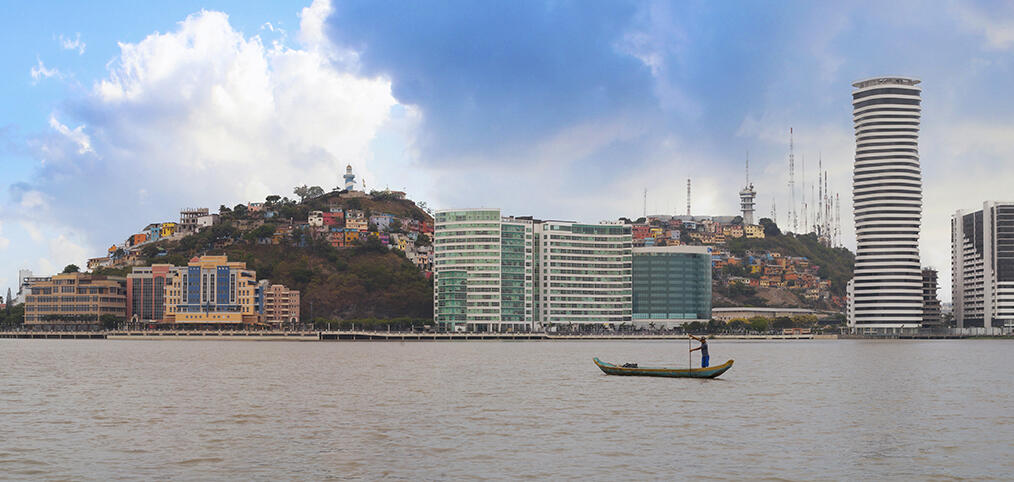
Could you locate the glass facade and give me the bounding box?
[632,247,712,323]
[433,210,534,331]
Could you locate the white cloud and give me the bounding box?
[299,0,332,50]
[956,3,1014,50]
[30,58,61,82]
[48,115,94,155]
[59,33,86,55]
[9,8,405,278]
[0,221,10,250]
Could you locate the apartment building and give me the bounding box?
[23,273,127,329]
[260,282,301,324]
[952,201,1014,329]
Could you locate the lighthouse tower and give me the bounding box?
[739,154,757,224]
[343,165,356,191]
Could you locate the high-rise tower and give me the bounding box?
[739,153,757,224]
[849,77,923,334]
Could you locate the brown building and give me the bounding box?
[126,264,173,322]
[922,268,942,327]
[260,282,300,324]
[23,273,127,330]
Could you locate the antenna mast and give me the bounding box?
[686,179,691,217]
[801,153,807,234]
[788,127,797,233]
[643,188,647,218]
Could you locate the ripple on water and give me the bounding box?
[1,339,1013,479]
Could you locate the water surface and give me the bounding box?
[1,339,1011,479]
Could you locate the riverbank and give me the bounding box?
[0,330,835,341]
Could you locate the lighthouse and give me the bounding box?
[344,165,356,191]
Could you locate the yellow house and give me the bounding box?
[160,222,178,238]
[744,224,765,239]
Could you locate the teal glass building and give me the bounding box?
[632,246,712,325]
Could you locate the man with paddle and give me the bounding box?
[688,334,709,368]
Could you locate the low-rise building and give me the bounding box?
[163,255,260,325]
[260,283,301,324]
[744,224,765,238]
[23,273,127,330]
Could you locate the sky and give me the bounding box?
[3,0,1014,302]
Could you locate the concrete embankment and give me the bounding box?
[0,331,837,341]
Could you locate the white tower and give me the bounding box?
[739,153,757,224]
[344,165,356,191]
[851,76,923,334]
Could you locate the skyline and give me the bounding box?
[4,1,1014,302]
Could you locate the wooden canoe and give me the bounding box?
[593,357,733,379]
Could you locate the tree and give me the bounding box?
[266,195,281,204]
[772,316,794,330]
[307,186,325,198]
[759,218,781,236]
[748,316,769,333]
[99,314,121,330]
[62,264,80,274]
[233,204,248,217]
[731,215,744,225]
[293,185,310,202]
[390,219,403,233]
[686,321,705,333]
[415,234,431,247]
[219,204,232,214]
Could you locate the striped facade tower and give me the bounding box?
[849,77,923,334]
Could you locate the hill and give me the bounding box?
[96,190,435,324]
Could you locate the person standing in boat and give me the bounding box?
[688,334,709,368]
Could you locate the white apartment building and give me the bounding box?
[952,201,1014,330]
[849,76,924,334]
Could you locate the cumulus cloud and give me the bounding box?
[30,58,61,82]
[7,8,404,276]
[59,33,86,55]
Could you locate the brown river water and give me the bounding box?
[1,339,1012,480]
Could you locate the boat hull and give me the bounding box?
[593,357,733,379]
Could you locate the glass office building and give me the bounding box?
[632,246,712,326]
[433,209,535,331]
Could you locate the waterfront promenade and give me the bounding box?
[0,330,832,341]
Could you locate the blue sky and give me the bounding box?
[3,0,1014,301]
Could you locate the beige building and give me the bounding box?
[744,224,765,239]
[23,273,127,329]
[163,255,260,325]
[260,282,301,324]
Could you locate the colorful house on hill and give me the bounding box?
[308,211,325,227]
[344,229,360,245]
[744,224,765,238]
[370,214,394,232]
[160,222,177,238]
[632,224,650,240]
[322,211,343,227]
[145,223,161,241]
